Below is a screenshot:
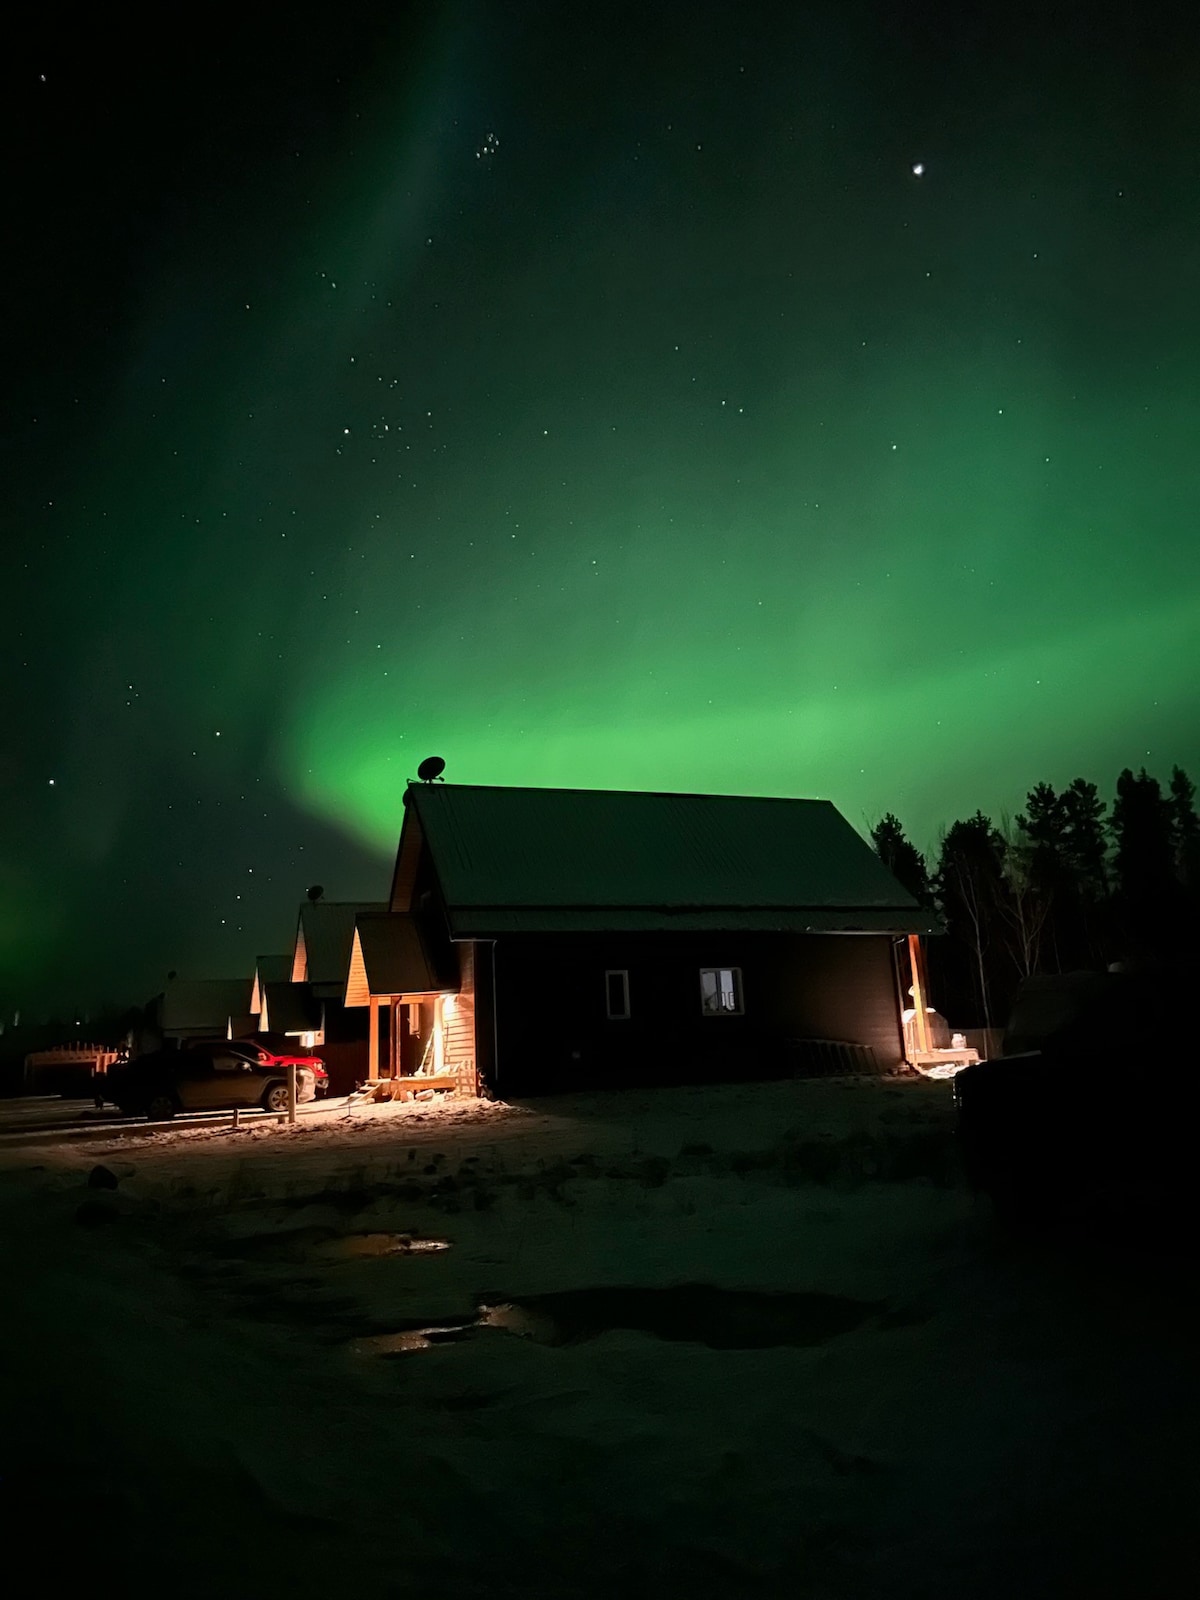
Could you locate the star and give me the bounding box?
[912,162,924,176]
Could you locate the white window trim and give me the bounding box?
[604,969,631,1020]
[699,966,744,1017]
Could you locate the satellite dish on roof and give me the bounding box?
[417,755,446,783]
[306,884,324,903]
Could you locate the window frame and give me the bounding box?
[604,968,631,1020]
[211,1050,253,1074]
[698,966,744,1017]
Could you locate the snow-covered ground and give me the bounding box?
[2,1077,1195,1598]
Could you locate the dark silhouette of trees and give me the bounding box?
[1168,766,1200,887]
[1009,781,1067,968]
[869,813,933,906]
[934,813,1009,1031]
[871,759,1197,1032]
[999,816,1053,981]
[1008,777,1110,970]
[1060,778,1109,898]
[1109,767,1179,955]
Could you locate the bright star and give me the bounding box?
[912,162,924,176]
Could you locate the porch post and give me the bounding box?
[368,996,381,1080]
[433,996,445,1074]
[907,934,932,1055]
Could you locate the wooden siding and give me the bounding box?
[389,812,425,913]
[474,940,498,1096]
[321,999,371,1045]
[312,1040,369,1097]
[756,934,904,1070]
[386,943,480,1094]
[443,941,475,1060]
[489,931,905,1095]
[344,927,370,1009]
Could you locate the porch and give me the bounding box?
[899,934,982,1077]
[346,913,479,1100]
[362,993,476,1100]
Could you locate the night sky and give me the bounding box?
[6,2,1200,1015]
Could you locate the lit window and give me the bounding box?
[605,969,630,1020]
[699,967,743,1016]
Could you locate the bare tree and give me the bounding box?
[998,812,1054,980]
[934,813,1008,1033]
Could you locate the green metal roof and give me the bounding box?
[404,783,930,927]
[254,954,291,985]
[445,906,939,937]
[352,912,456,999]
[261,981,321,1035]
[160,978,255,1033]
[297,900,386,987]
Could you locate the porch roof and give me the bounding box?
[295,900,386,988]
[250,954,291,1015]
[345,912,456,1006]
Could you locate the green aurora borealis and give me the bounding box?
[7,3,1200,1008]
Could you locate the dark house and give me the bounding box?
[345,782,938,1097]
[290,899,386,1040]
[157,978,256,1046]
[249,954,290,1027]
[289,898,385,1091]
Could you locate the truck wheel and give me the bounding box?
[262,1082,290,1114]
[146,1093,177,1122]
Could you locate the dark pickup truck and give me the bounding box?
[953,966,1199,1229]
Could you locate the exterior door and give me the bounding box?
[398,999,433,1075]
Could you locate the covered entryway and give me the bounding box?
[345,913,478,1099]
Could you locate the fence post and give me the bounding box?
[287,1062,297,1124]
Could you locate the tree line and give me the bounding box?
[871,765,1200,1031]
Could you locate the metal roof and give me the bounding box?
[404,783,929,922]
[345,913,455,1004]
[261,981,321,1035]
[160,978,254,1033]
[250,954,291,1016]
[296,900,386,987]
[446,906,940,937]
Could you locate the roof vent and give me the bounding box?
[416,755,446,783]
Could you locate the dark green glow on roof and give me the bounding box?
[405,783,928,923]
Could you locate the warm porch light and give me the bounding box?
[432,993,448,1073]
[901,933,980,1077]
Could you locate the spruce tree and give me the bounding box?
[1168,766,1200,888]
[1110,767,1177,953]
[870,813,933,906]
